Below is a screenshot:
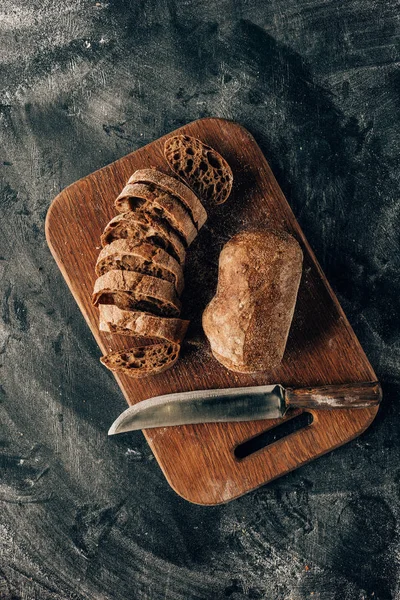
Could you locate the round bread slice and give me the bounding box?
[95,240,184,296]
[115,182,197,246]
[100,342,180,379]
[92,270,181,317]
[99,305,189,344]
[128,168,207,230]
[100,211,186,265]
[164,135,233,205]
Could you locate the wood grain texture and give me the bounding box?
[286,381,382,409]
[45,118,380,505]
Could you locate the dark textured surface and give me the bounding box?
[0,1,399,598]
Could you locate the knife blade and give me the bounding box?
[108,381,381,435]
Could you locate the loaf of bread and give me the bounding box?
[99,305,189,344]
[95,240,184,296]
[164,135,233,205]
[100,342,180,378]
[202,230,303,373]
[92,270,182,317]
[128,168,207,230]
[100,211,186,265]
[115,182,198,246]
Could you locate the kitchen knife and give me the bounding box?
[108,381,381,435]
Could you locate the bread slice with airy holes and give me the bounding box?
[164,135,233,205]
[92,270,181,317]
[100,342,180,378]
[95,240,184,296]
[127,168,207,230]
[115,182,197,246]
[99,305,189,344]
[100,211,186,265]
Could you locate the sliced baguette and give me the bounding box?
[128,168,207,230]
[100,211,186,265]
[115,182,197,246]
[164,135,233,205]
[99,305,189,344]
[92,270,181,317]
[100,342,180,378]
[95,240,184,296]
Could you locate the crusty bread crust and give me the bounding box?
[164,135,233,205]
[115,182,197,246]
[128,168,207,229]
[100,342,180,378]
[92,270,181,317]
[99,305,189,344]
[100,211,186,265]
[202,230,303,373]
[95,240,184,295]
[209,349,257,373]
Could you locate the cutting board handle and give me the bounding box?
[286,381,382,409]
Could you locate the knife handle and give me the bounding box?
[285,381,382,409]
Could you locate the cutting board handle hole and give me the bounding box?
[234,412,314,460]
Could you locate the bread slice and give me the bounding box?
[100,342,180,378]
[115,182,197,246]
[92,270,181,317]
[99,305,189,344]
[95,240,184,296]
[128,168,207,230]
[164,135,233,205]
[100,211,186,265]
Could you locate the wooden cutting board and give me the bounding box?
[45,118,379,505]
